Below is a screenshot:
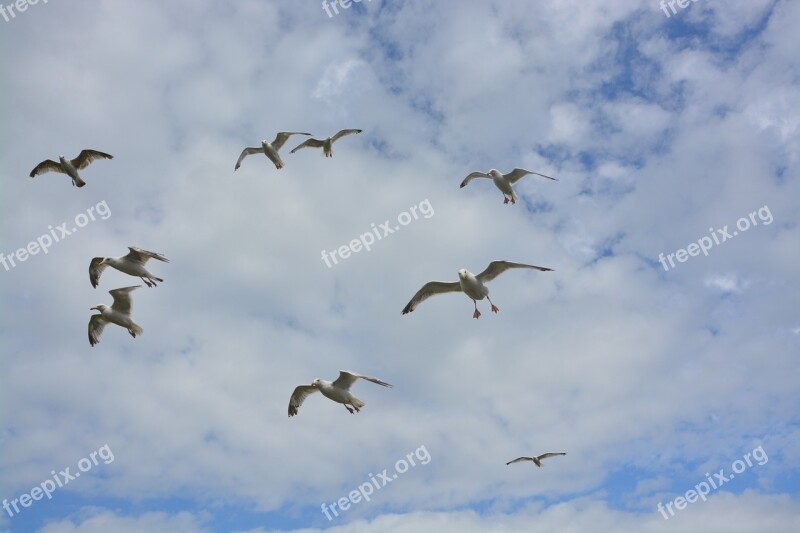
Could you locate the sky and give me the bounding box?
[0,0,799,532]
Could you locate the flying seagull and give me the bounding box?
[29,150,113,188]
[290,129,362,158]
[402,260,553,319]
[90,247,169,288]
[461,167,557,204]
[288,370,392,417]
[506,453,567,467]
[235,132,312,170]
[88,286,143,347]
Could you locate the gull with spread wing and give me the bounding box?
[29,149,113,188]
[290,129,362,158]
[90,247,169,288]
[461,167,557,204]
[88,286,143,347]
[288,370,392,417]
[235,132,312,170]
[506,452,566,467]
[402,260,553,319]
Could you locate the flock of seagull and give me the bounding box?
[28,129,565,470]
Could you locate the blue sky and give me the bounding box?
[1,0,799,532]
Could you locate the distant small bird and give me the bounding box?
[29,149,113,188]
[89,247,169,288]
[235,132,312,170]
[506,453,566,467]
[290,129,362,158]
[88,286,143,347]
[461,167,556,204]
[288,370,392,417]
[402,260,553,319]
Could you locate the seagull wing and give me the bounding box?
[234,147,262,170]
[333,371,393,391]
[402,281,462,314]
[505,167,557,184]
[331,129,363,142]
[476,261,553,283]
[460,171,491,188]
[29,160,64,177]
[536,452,567,462]
[72,150,113,170]
[109,286,140,314]
[506,457,534,465]
[288,385,319,417]
[89,257,109,288]
[289,138,325,153]
[271,132,312,151]
[125,247,170,265]
[88,315,107,347]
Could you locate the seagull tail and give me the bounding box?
[351,397,365,410]
[74,176,87,188]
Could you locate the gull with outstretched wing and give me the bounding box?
[288,370,392,417]
[461,167,556,204]
[290,129,362,158]
[235,131,312,170]
[88,286,143,347]
[30,149,113,188]
[90,247,169,288]
[506,452,566,467]
[402,260,553,319]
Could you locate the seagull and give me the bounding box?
[235,132,312,170]
[29,150,113,188]
[461,167,557,204]
[288,370,392,417]
[88,286,143,347]
[290,129,362,158]
[89,247,169,288]
[506,453,566,467]
[402,260,553,319]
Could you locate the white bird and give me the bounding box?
[88,286,143,347]
[290,129,362,158]
[506,452,566,467]
[89,247,169,288]
[288,370,392,417]
[29,150,113,188]
[235,132,312,170]
[402,260,553,319]
[461,167,557,204]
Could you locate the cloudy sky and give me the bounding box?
[1,0,799,531]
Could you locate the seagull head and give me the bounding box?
[488,169,502,178]
[458,269,468,280]
[261,139,268,145]
[59,155,67,163]
[311,378,321,387]
[90,304,108,312]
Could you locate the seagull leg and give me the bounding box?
[344,404,355,414]
[487,296,499,313]
[128,328,137,338]
[472,301,481,319]
[141,278,154,288]
[503,196,509,204]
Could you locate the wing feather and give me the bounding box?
[88,315,106,347]
[125,247,169,265]
[476,261,553,283]
[234,147,262,170]
[289,138,325,153]
[460,171,491,188]
[288,385,319,417]
[89,257,108,288]
[72,150,113,170]
[29,160,64,177]
[402,281,462,314]
[506,457,534,465]
[109,286,140,314]
[271,132,312,151]
[333,371,393,390]
[505,167,557,184]
[331,129,362,142]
